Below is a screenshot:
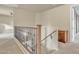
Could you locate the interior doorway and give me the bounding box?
[70,5,79,42]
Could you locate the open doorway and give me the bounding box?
[70,5,79,42]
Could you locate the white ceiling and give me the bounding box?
[0,4,18,8]
[18,4,63,12]
[0,4,63,12]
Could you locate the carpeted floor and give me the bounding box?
[1,37,79,54]
[0,38,23,54]
[52,42,79,54]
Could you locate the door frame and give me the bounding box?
[70,5,79,42]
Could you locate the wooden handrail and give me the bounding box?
[32,30,57,50]
[41,30,56,41]
[15,26,37,29]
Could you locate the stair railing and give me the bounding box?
[32,30,57,53]
[41,30,57,41]
[15,25,57,54]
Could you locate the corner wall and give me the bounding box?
[14,8,36,27]
[35,5,71,43]
[39,5,70,31]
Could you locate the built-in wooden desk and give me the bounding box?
[58,30,68,43]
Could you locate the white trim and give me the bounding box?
[70,5,75,42]
[70,5,79,42]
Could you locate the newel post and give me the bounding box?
[36,25,41,54]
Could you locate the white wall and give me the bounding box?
[14,8,36,27]
[34,5,71,50]
[35,13,41,25]
[38,5,70,31]
[0,6,14,16]
[0,7,14,38]
[14,5,71,30]
[0,7,14,28]
[0,16,13,25]
[0,5,70,31]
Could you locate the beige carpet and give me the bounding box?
[52,42,79,54]
[0,38,23,54]
[2,37,79,54]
